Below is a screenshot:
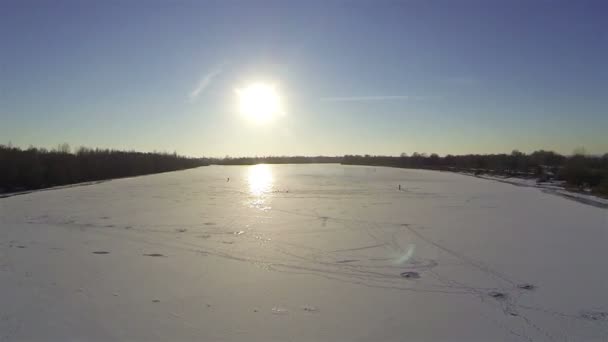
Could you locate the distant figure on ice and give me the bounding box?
[227,177,230,182]
[398,184,401,191]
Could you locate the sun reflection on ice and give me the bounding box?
[247,164,273,210]
[248,164,273,196]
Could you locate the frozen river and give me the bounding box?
[1,164,607,341]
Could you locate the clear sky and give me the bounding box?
[1,0,606,157]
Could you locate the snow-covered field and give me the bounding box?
[1,164,607,341]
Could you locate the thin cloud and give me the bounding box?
[321,95,420,102]
[189,67,223,101]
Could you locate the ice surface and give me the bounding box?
[1,164,607,341]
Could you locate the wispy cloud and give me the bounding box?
[321,95,424,102]
[189,67,223,102]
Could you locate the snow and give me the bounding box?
[1,164,607,341]
[470,173,608,208]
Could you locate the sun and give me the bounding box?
[235,82,283,123]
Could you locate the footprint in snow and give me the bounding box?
[302,305,319,312]
[488,291,508,300]
[507,310,519,317]
[400,271,420,279]
[516,283,536,290]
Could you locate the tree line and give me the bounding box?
[342,150,608,196]
[205,150,607,196]
[0,144,208,193]
[2,144,606,197]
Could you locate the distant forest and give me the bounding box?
[1,144,606,197]
[214,150,608,197]
[0,144,207,193]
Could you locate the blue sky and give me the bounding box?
[1,0,606,157]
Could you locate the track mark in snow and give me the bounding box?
[517,283,536,291]
[302,305,319,312]
[92,251,110,254]
[488,291,508,300]
[400,271,421,279]
[143,253,166,257]
[320,216,329,227]
[580,310,608,321]
[403,224,517,286]
[271,307,289,315]
[331,243,386,253]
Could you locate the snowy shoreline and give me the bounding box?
[463,173,608,209]
[0,180,109,199]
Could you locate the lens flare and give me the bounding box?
[235,83,283,124]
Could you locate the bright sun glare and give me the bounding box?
[236,83,283,123]
[247,164,273,196]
